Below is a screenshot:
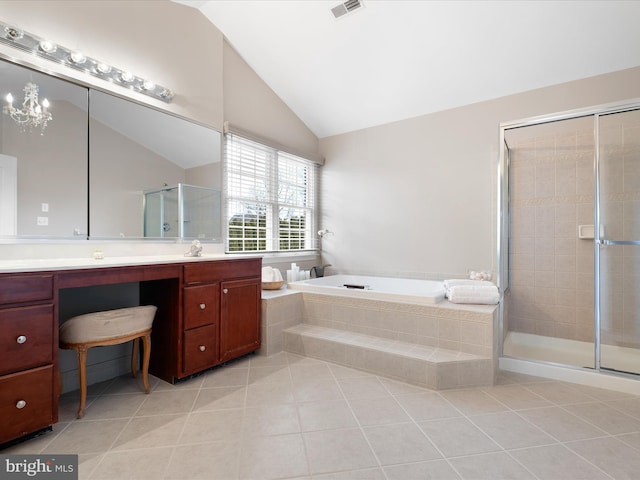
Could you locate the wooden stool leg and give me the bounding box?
[141,333,151,394]
[76,346,88,419]
[131,337,139,378]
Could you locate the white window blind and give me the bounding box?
[224,133,318,253]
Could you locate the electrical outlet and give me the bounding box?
[37,216,48,226]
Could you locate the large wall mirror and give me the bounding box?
[0,58,222,242]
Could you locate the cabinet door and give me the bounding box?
[219,278,261,363]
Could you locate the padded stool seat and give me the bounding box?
[59,305,157,418]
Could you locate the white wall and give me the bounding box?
[319,67,640,280]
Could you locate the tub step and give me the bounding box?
[283,324,493,389]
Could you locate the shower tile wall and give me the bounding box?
[508,123,595,343]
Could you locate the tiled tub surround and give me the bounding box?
[267,291,498,390]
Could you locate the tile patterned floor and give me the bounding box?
[4,352,640,480]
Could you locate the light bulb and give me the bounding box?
[42,98,50,109]
[142,80,155,91]
[6,93,13,104]
[39,40,56,53]
[96,63,112,74]
[70,51,86,64]
[120,71,134,83]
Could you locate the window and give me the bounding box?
[224,133,318,253]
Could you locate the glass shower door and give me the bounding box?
[597,108,640,375]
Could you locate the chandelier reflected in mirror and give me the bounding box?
[3,82,53,134]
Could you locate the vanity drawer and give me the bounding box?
[0,275,53,305]
[0,365,54,445]
[184,259,261,284]
[0,304,54,376]
[184,284,219,330]
[183,324,218,375]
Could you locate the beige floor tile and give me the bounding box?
[110,414,186,450]
[238,433,308,479]
[178,409,243,444]
[384,460,461,480]
[135,389,199,416]
[606,396,640,418]
[563,402,640,435]
[616,432,640,451]
[303,428,378,475]
[522,381,598,405]
[165,441,240,480]
[328,363,374,379]
[249,351,289,367]
[377,376,428,394]
[440,389,509,416]
[297,399,358,431]
[42,419,129,454]
[468,411,557,450]
[202,366,249,388]
[337,376,391,399]
[566,436,640,480]
[418,417,501,457]
[395,392,462,421]
[289,362,334,380]
[570,383,638,401]
[193,386,247,411]
[517,406,607,442]
[482,385,553,410]
[90,446,172,480]
[314,467,386,479]
[242,404,300,437]
[76,392,146,420]
[292,376,343,403]
[247,365,292,384]
[245,379,295,406]
[447,451,536,480]
[509,444,610,479]
[363,422,442,465]
[494,371,548,385]
[153,375,203,392]
[77,453,105,480]
[348,396,411,426]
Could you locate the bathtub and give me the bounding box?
[288,274,445,305]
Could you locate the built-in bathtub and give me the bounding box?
[288,274,446,305]
[274,274,498,389]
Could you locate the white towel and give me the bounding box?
[443,279,495,290]
[261,266,282,282]
[446,285,500,305]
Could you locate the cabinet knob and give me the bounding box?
[16,400,27,409]
[16,335,27,344]
[199,345,206,352]
[199,303,206,310]
[223,288,228,294]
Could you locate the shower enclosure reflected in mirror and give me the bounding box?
[143,184,221,240]
[89,90,222,240]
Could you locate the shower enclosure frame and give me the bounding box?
[497,96,640,379]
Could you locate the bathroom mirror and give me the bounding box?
[0,59,88,238]
[0,57,222,242]
[89,90,222,240]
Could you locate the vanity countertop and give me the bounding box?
[0,254,261,273]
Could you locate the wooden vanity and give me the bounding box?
[0,256,261,446]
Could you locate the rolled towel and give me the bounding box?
[443,279,495,290]
[262,266,275,282]
[446,285,500,305]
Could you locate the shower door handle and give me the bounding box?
[601,239,640,246]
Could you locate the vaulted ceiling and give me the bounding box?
[178,0,640,138]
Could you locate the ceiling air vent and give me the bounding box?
[331,0,363,19]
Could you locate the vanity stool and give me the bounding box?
[59,305,157,418]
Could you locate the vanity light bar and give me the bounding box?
[0,21,174,102]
